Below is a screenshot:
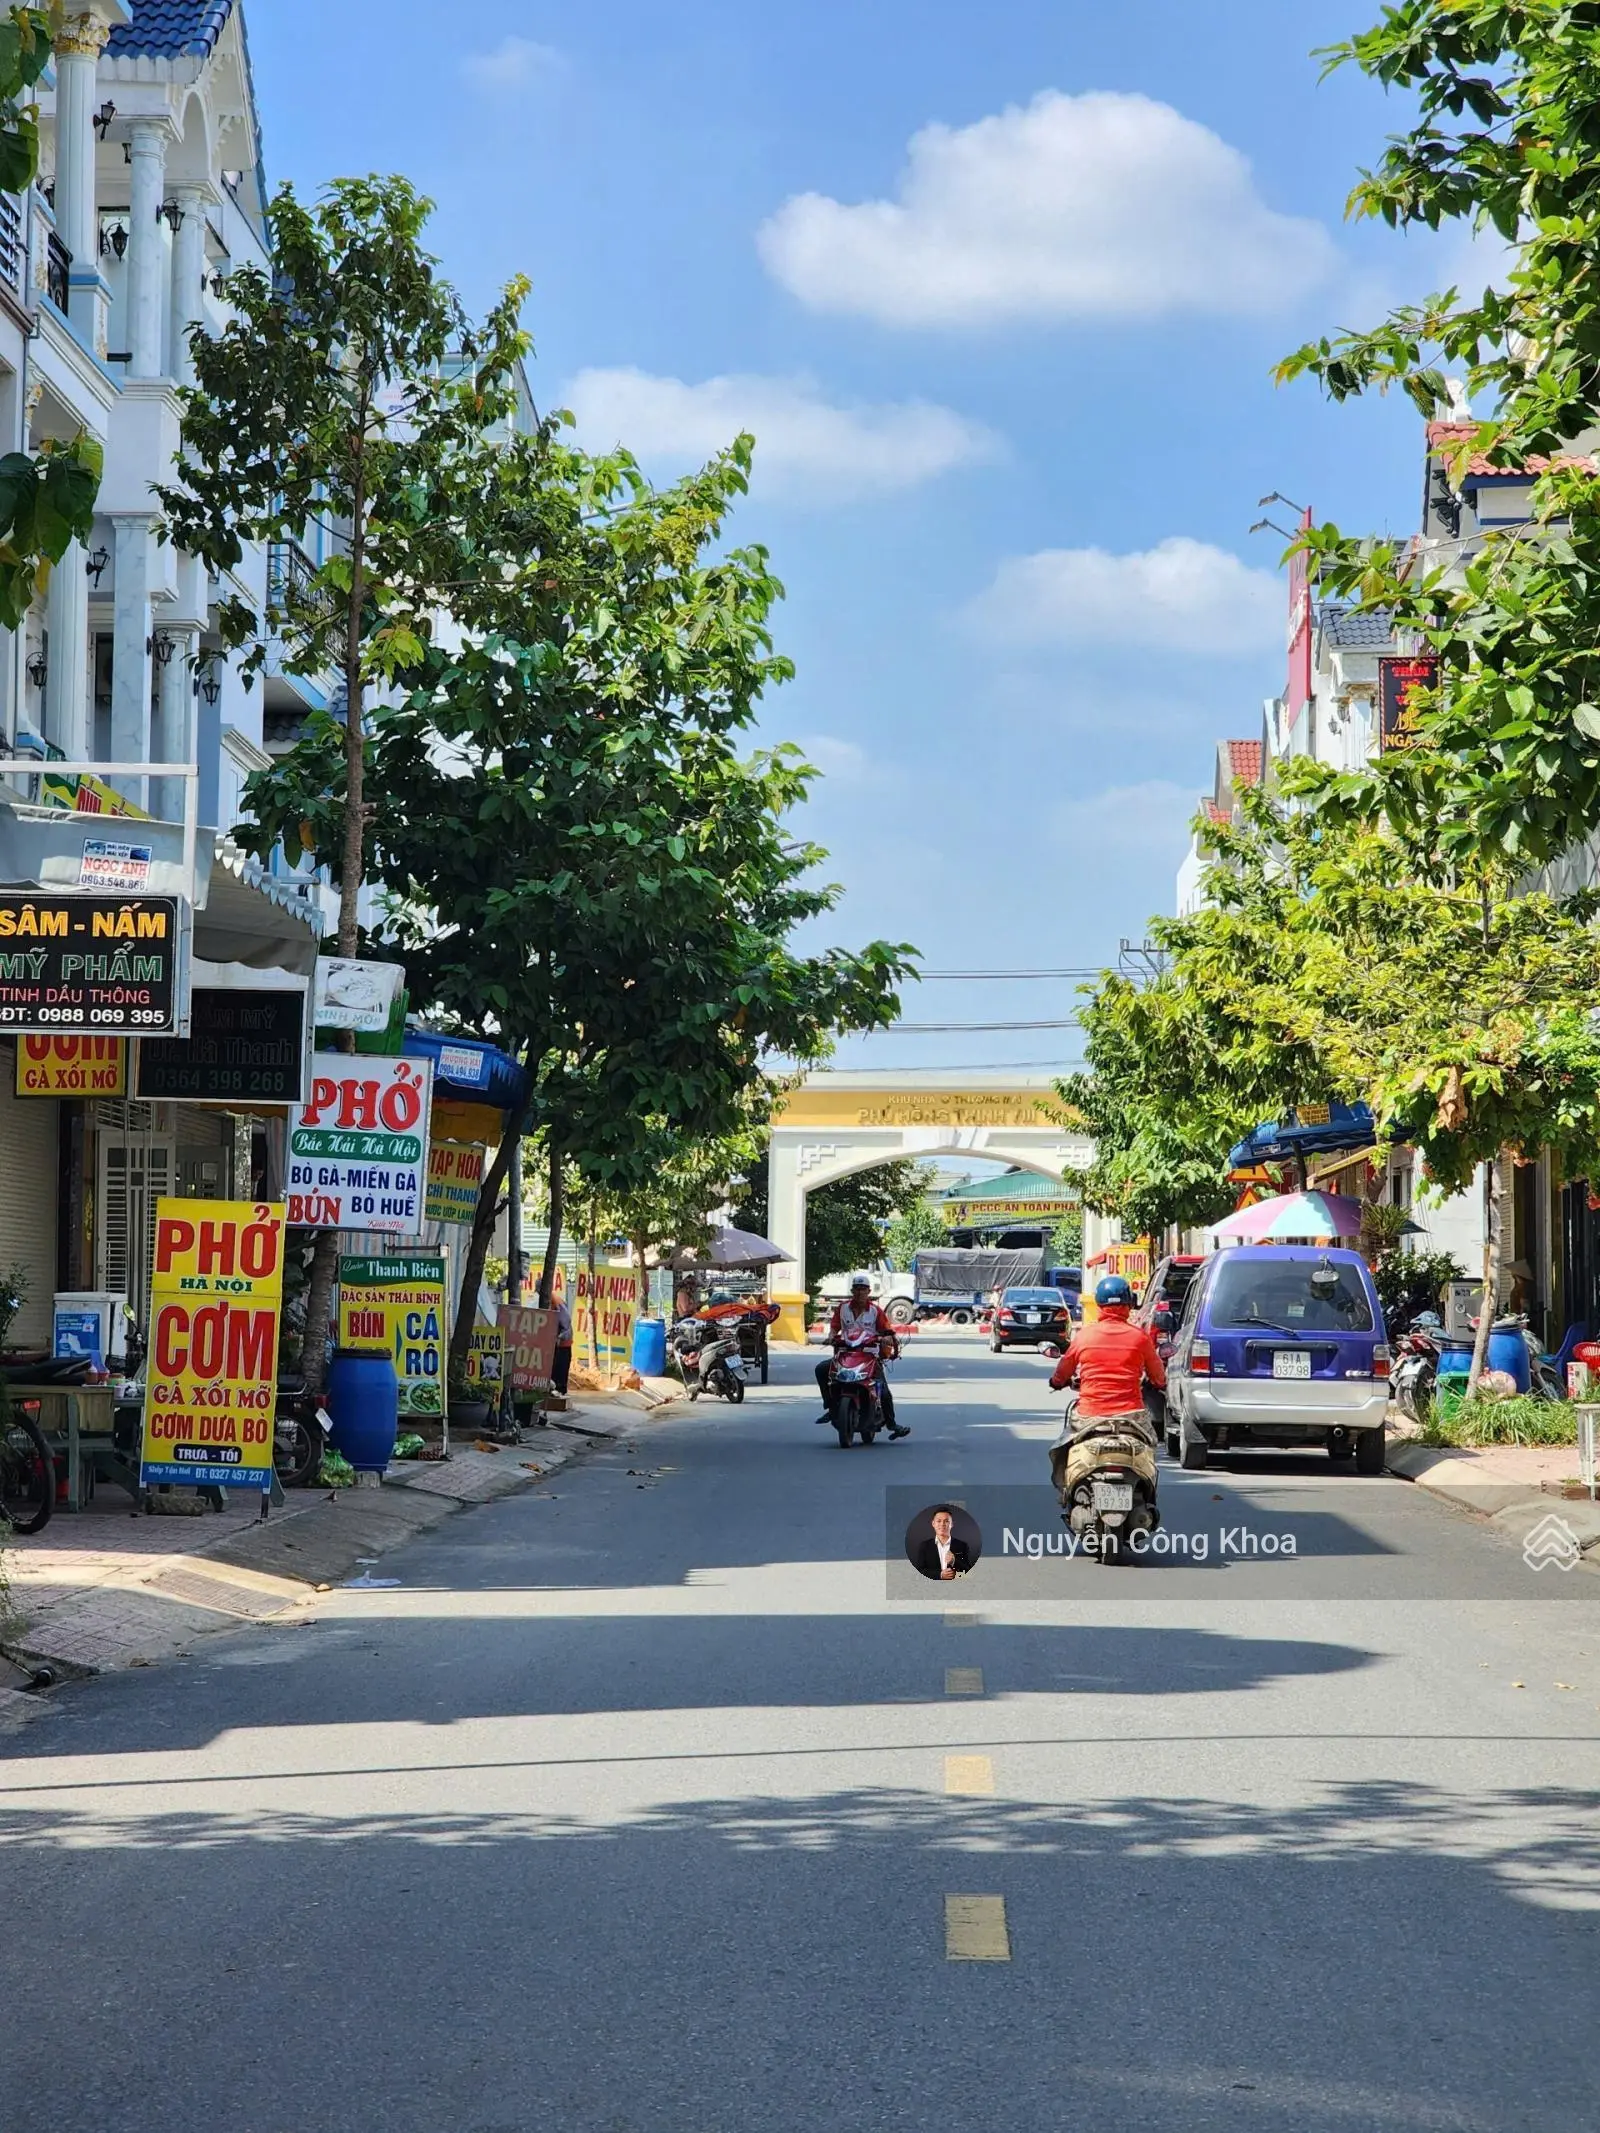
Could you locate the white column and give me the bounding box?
[125,120,168,379]
[151,622,196,822]
[766,1138,809,1341]
[169,186,208,387]
[44,542,90,757]
[52,13,110,335]
[110,516,153,802]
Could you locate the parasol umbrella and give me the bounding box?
[1210,1190,1420,1244]
[675,1226,794,1271]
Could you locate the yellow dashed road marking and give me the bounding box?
[945,1666,984,1696]
[944,1754,995,1795]
[945,1894,1011,1961]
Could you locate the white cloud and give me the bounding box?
[461,35,562,92]
[798,735,866,776]
[758,89,1336,328]
[562,367,998,501]
[967,537,1281,657]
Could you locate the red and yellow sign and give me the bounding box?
[1083,1241,1153,1322]
[140,1199,285,1491]
[15,1034,127,1097]
[498,1304,557,1395]
[575,1267,639,1380]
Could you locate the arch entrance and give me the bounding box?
[766,1073,1094,1339]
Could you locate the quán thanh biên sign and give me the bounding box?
[140,1199,286,1492]
[0,894,179,1033]
[337,1254,447,1418]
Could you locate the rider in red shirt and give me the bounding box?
[815,1275,910,1437]
[1049,1275,1166,1422]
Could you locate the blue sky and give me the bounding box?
[248,1,1479,1074]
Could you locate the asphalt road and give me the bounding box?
[5,1331,1600,2133]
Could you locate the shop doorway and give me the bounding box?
[96,1125,176,1322]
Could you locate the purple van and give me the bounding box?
[1164,1246,1389,1474]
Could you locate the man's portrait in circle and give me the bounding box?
[907,1503,982,1582]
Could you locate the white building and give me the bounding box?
[0,2,324,1344]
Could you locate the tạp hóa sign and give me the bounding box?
[0,894,179,1034]
[337,1254,446,1418]
[424,1141,485,1225]
[15,1033,127,1097]
[498,1304,556,1395]
[135,987,307,1105]
[140,1199,285,1491]
[287,1054,433,1232]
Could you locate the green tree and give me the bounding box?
[884,1187,947,1270]
[0,8,101,628]
[1276,2,1600,868]
[243,430,915,1368]
[161,175,531,1384]
[1049,1209,1083,1267]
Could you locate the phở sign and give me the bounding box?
[140,1199,285,1492]
[288,1055,432,1232]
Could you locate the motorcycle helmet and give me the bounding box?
[1095,1275,1134,1308]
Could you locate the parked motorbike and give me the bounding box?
[273,1376,332,1487]
[1049,1392,1160,1566]
[671,1319,746,1404]
[1391,1313,1444,1420]
[827,1333,892,1447]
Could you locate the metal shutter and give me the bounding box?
[0,1042,59,1347]
[95,1106,176,1323]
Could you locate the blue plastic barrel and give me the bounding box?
[1485,1327,1531,1391]
[1437,1340,1475,1377]
[631,1315,667,1377]
[327,1348,399,1473]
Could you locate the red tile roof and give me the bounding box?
[1425,418,1592,478]
[1226,740,1263,786]
[1202,800,1229,824]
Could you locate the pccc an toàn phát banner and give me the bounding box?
[140,1199,286,1491]
[287,1054,433,1232]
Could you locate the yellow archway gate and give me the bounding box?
[765,1072,1095,1340]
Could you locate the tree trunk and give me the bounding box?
[449,1092,530,1374]
[1466,1153,1504,1394]
[538,1139,563,1308]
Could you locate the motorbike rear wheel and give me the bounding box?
[273,1414,322,1490]
[1098,1527,1121,1566]
[0,1410,54,1534]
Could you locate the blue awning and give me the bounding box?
[1228,1102,1393,1171]
[403,1031,528,1110]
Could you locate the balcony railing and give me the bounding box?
[45,229,70,314]
[0,195,23,294]
[266,538,318,613]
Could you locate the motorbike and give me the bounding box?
[1391,1314,1444,1420]
[1049,1391,1160,1566]
[671,1318,746,1404]
[827,1334,893,1447]
[274,1376,333,1487]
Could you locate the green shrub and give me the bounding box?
[1421,1395,1576,1447]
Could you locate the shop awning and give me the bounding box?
[199,842,322,976]
[403,1030,528,1111]
[1227,1103,1391,1171]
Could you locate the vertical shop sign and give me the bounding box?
[424,1141,486,1225]
[466,1323,504,1391]
[1379,655,1440,752]
[497,1305,556,1395]
[575,1268,639,1379]
[288,1055,432,1231]
[140,1199,285,1492]
[337,1254,447,1418]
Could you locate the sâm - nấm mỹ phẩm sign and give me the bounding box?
[288,1055,432,1232]
[140,1200,285,1492]
[0,894,180,1034]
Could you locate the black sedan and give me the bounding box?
[989,1287,1074,1351]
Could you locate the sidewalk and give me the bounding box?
[1386,1423,1600,1558]
[0,1386,683,1713]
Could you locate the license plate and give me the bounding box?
[1092,1481,1133,1512]
[1273,1350,1312,1379]
[1022,1312,1039,1324]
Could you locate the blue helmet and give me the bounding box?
[1095,1275,1134,1308]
